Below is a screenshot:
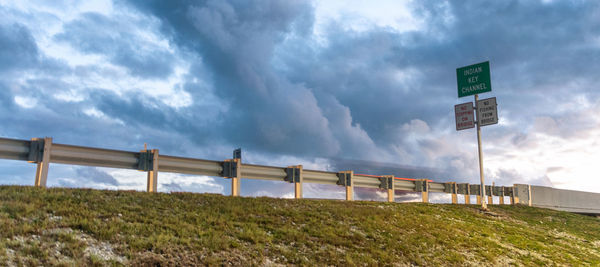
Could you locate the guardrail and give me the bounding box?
[0,136,521,205]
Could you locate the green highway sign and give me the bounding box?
[456,61,491,98]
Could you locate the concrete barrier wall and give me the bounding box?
[515,184,600,214]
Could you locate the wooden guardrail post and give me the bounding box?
[379,175,395,202]
[505,186,515,205]
[416,179,429,203]
[512,185,519,204]
[139,149,159,192]
[445,182,458,204]
[337,171,354,201]
[285,165,303,199]
[502,186,511,205]
[486,185,493,205]
[528,184,533,206]
[471,184,482,205]
[495,186,505,205]
[457,183,470,204]
[29,137,52,188]
[223,158,241,196]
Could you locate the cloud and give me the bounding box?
[75,167,120,186]
[0,83,14,110]
[1,0,600,197]
[0,23,39,72]
[55,11,176,79]
[125,0,348,158]
[156,173,224,194]
[487,168,553,188]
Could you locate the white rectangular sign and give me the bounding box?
[477,97,498,126]
[455,102,474,131]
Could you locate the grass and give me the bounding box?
[0,185,599,266]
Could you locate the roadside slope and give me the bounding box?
[1,185,599,266]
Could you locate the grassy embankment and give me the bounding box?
[1,185,599,266]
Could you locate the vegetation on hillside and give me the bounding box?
[0,185,599,266]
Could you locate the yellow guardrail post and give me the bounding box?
[416,179,429,203]
[139,148,159,192]
[471,184,482,205]
[379,175,395,203]
[496,186,505,205]
[148,149,159,192]
[445,182,458,204]
[30,137,52,188]
[486,185,493,205]
[285,165,303,199]
[337,171,354,201]
[457,183,470,204]
[223,158,241,196]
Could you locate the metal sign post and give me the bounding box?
[474,94,487,209]
[456,61,496,210]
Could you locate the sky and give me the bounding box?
[1,0,600,201]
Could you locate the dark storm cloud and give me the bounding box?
[91,90,171,127]
[125,0,347,158]
[0,21,68,77]
[117,0,600,184]
[417,1,600,115]
[288,0,600,144]
[88,90,221,151]
[0,23,39,72]
[329,158,446,180]
[0,83,13,110]
[55,12,176,79]
[2,0,600,194]
[281,28,426,144]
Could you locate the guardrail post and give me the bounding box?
[29,137,52,188]
[223,159,241,196]
[495,186,504,205]
[149,149,159,192]
[528,184,532,206]
[337,171,354,201]
[511,186,516,205]
[379,175,395,202]
[486,185,493,205]
[445,182,458,204]
[471,184,482,205]
[285,165,303,199]
[502,186,510,205]
[139,149,159,192]
[512,185,519,204]
[457,183,470,204]
[416,179,429,203]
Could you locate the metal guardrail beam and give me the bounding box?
[0,137,522,206]
[303,170,339,185]
[0,138,30,161]
[429,182,446,193]
[354,174,382,188]
[242,164,287,181]
[51,143,138,170]
[159,155,222,176]
[394,179,416,191]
